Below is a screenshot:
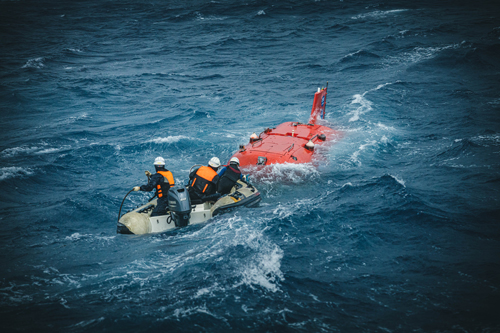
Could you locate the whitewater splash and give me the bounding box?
[148,136,191,144]
[244,163,320,184]
[385,42,466,67]
[351,9,408,20]
[1,144,71,158]
[22,57,45,69]
[0,167,34,181]
[348,82,400,122]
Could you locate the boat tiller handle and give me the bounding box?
[117,189,134,223]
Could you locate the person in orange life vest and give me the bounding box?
[217,157,245,195]
[188,157,221,204]
[133,156,174,217]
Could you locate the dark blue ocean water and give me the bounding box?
[1,0,500,331]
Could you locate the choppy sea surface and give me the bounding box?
[1,0,500,331]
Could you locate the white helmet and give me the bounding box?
[153,156,165,166]
[229,157,240,165]
[208,157,220,168]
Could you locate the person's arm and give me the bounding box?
[140,173,160,191]
[187,166,200,186]
[217,166,227,176]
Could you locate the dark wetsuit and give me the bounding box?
[188,165,220,204]
[217,164,242,195]
[140,167,174,216]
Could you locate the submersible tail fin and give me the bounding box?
[308,82,328,125]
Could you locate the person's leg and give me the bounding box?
[201,193,221,203]
[188,188,204,204]
[151,199,168,217]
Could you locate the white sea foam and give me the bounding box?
[65,233,85,241]
[376,123,396,131]
[69,113,88,121]
[22,57,45,69]
[470,134,500,146]
[0,167,34,181]
[351,9,408,20]
[347,82,400,122]
[257,10,266,15]
[1,144,70,157]
[349,94,372,122]
[195,12,226,21]
[237,239,284,292]
[343,49,363,59]
[172,305,226,321]
[1,146,40,157]
[70,317,105,329]
[245,163,319,184]
[196,214,285,293]
[350,140,377,165]
[488,98,500,106]
[374,82,394,91]
[35,147,65,155]
[148,135,189,144]
[390,174,406,187]
[385,43,463,66]
[64,233,116,242]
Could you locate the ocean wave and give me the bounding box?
[0,167,34,181]
[348,94,372,122]
[180,214,285,293]
[390,174,406,187]
[195,12,226,21]
[236,241,283,292]
[68,317,105,329]
[64,233,116,242]
[170,304,226,321]
[351,9,408,20]
[65,48,83,53]
[1,144,70,157]
[1,146,41,157]
[469,134,500,147]
[346,81,401,122]
[21,57,45,69]
[385,43,464,66]
[244,163,320,184]
[350,140,377,166]
[339,50,380,63]
[148,135,190,144]
[225,216,284,293]
[272,196,318,221]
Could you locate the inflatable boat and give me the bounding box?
[117,180,261,235]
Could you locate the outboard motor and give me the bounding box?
[167,186,191,227]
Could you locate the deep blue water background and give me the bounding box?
[1,0,500,331]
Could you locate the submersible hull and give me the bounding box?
[231,85,341,167]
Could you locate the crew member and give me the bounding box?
[133,156,174,217]
[188,157,221,204]
[217,157,245,195]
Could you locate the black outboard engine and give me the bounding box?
[167,186,192,228]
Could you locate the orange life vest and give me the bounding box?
[190,166,218,194]
[156,170,175,198]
